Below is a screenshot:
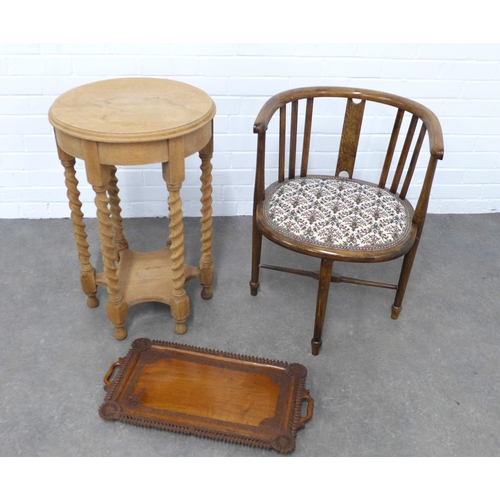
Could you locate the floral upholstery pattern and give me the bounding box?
[262,176,413,252]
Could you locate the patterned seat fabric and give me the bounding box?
[262,176,413,252]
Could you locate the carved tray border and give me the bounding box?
[99,338,312,453]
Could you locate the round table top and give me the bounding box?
[48,78,216,143]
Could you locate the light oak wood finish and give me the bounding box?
[250,87,444,355]
[199,135,214,300]
[58,144,99,308]
[49,78,216,340]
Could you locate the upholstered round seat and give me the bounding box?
[261,176,414,254]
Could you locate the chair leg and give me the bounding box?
[392,238,420,319]
[311,259,334,356]
[250,217,262,296]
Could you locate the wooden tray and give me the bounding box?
[99,338,313,453]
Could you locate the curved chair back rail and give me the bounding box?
[250,86,444,355]
[253,86,444,157]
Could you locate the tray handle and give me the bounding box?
[299,389,314,429]
[103,357,123,391]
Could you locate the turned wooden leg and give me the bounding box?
[311,259,334,356]
[166,203,172,248]
[167,181,189,334]
[93,184,128,340]
[250,213,263,297]
[199,137,214,300]
[392,238,420,320]
[251,130,266,296]
[60,150,99,308]
[107,165,128,260]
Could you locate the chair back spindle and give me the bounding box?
[300,98,314,177]
[400,123,427,200]
[379,108,405,189]
[390,114,418,194]
[278,105,286,182]
[288,100,299,179]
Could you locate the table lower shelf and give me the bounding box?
[96,248,200,307]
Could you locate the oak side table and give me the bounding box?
[49,78,216,340]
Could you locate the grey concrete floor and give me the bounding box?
[1,214,499,457]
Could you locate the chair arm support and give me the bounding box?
[253,131,267,205]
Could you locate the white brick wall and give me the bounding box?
[0,43,499,218]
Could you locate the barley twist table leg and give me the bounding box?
[93,185,128,340]
[62,157,99,308]
[199,144,214,300]
[107,165,129,260]
[167,181,189,334]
